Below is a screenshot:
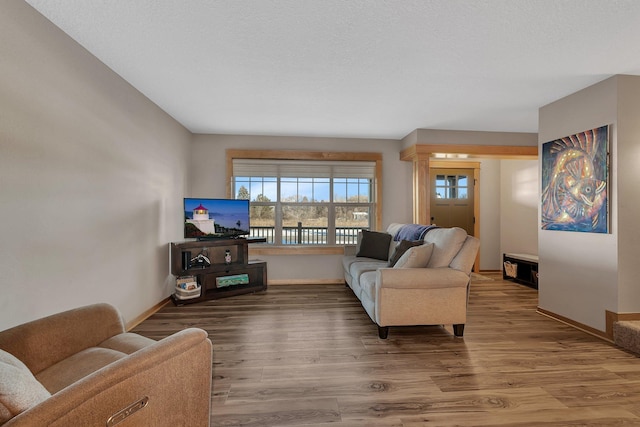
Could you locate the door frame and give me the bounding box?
[400,143,538,273]
[429,161,480,239]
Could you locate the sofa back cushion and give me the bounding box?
[385,223,405,239]
[0,349,51,425]
[423,227,468,268]
[449,235,480,274]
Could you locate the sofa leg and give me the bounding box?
[453,324,465,337]
[378,326,389,339]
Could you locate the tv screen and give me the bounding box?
[184,198,250,239]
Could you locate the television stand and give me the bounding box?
[170,238,267,304]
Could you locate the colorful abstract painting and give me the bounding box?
[541,125,609,233]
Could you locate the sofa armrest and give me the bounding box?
[5,328,212,427]
[376,267,470,290]
[0,304,125,375]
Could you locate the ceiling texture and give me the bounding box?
[24,0,640,140]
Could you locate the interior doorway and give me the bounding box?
[429,161,480,271]
[430,168,475,235]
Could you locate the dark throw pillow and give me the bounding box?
[356,230,392,261]
[388,239,423,267]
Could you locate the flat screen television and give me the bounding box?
[184,198,250,239]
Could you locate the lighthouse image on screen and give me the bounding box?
[183,198,250,239]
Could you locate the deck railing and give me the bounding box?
[250,224,367,245]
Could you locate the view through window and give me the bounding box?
[232,159,376,245]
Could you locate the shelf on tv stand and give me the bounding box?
[170,238,267,305]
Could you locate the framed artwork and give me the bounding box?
[541,125,609,233]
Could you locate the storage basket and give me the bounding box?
[174,285,201,300]
[504,261,518,278]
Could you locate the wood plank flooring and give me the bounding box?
[132,274,640,426]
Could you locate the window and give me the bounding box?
[435,174,469,199]
[229,152,381,245]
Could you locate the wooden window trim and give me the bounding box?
[226,149,383,253]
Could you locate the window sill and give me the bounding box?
[249,245,345,256]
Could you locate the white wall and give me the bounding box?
[500,159,539,258]
[190,134,412,282]
[0,1,191,329]
[538,76,620,332]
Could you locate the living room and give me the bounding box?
[6,1,640,425]
[4,0,640,366]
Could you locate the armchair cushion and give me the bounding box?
[0,350,50,425]
[356,230,392,261]
[35,347,127,394]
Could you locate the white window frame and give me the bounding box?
[226,150,383,248]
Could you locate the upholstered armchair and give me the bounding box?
[0,303,212,426]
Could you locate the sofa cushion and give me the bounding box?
[385,223,404,239]
[388,240,424,267]
[342,255,362,273]
[424,227,468,268]
[394,243,434,268]
[0,349,51,424]
[350,259,388,285]
[356,230,392,261]
[360,271,378,303]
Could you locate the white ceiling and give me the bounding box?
[25,0,640,140]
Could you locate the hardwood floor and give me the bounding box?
[132,274,640,426]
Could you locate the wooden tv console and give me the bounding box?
[170,238,267,305]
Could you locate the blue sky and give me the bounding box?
[236,178,370,202]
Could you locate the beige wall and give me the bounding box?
[401,128,538,150]
[0,1,191,329]
[615,75,640,313]
[500,159,539,258]
[538,76,625,332]
[478,159,502,269]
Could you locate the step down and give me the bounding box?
[613,321,640,355]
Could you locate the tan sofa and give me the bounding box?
[0,303,212,426]
[343,223,480,339]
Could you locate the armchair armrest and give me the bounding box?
[0,304,125,375]
[6,328,212,427]
[376,267,470,290]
